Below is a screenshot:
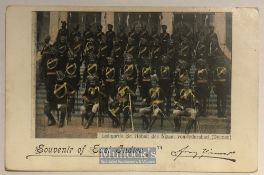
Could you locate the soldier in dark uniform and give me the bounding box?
[194,59,210,116]
[55,21,69,44]
[138,37,150,66]
[150,38,162,70]
[41,36,52,56]
[82,38,96,66]
[55,35,69,70]
[117,25,128,51]
[101,57,119,114]
[205,25,219,47]
[69,29,83,66]
[108,76,136,131]
[125,37,138,63]
[140,25,149,40]
[138,57,153,101]
[65,51,80,123]
[105,24,115,52]
[97,35,109,72]
[80,76,100,128]
[193,36,207,61]
[111,38,124,72]
[40,36,52,82]
[122,53,137,94]
[52,71,69,128]
[139,75,165,132]
[42,47,60,126]
[167,40,177,70]
[83,24,94,43]
[151,27,160,44]
[82,53,99,84]
[95,25,104,52]
[172,81,198,133]
[175,59,190,99]
[207,36,221,69]
[177,36,192,67]
[157,55,173,116]
[213,58,230,117]
[128,25,139,43]
[160,25,170,52]
[69,24,81,47]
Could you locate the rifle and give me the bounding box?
[128,93,134,131]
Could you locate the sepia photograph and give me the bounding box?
[5,5,260,172]
[35,11,232,138]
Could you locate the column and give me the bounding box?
[101,12,115,33]
[213,13,231,59]
[32,12,37,60]
[161,12,173,35]
[49,11,68,43]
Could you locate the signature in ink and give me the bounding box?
[171,145,236,162]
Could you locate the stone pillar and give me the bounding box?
[49,11,68,43]
[101,12,115,33]
[161,12,174,35]
[213,13,231,59]
[32,12,37,60]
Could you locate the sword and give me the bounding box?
[154,105,175,128]
[128,93,134,131]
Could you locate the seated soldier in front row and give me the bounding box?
[139,75,165,133]
[80,76,100,129]
[172,81,199,133]
[108,76,136,131]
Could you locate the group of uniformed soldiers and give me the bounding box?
[40,20,230,133]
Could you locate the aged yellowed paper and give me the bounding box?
[5,6,258,172]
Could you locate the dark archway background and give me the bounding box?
[67,12,101,33]
[114,12,161,34]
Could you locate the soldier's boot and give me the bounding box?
[121,116,129,131]
[82,113,89,128]
[147,116,157,133]
[84,112,95,129]
[67,109,72,124]
[81,114,85,126]
[142,115,149,130]
[58,106,66,128]
[47,114,56,126]
[44,104,56,126]
[174,117,181,132]
[222,97,227,117]
[185,118,195,134]
[107,111,120,128]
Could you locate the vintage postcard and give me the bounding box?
[5,6,259,172]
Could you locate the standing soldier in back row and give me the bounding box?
[122,53,137,96]
[101,57,119,115]
[213,58,230,117]
[160,25,170,52]
[50,71,69,128]
[105,24,115,52]
[55,21,69,45]
[194,59,210,116]
[42,47,59,126]
[65,51,80,123]
[157,55,173,117]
